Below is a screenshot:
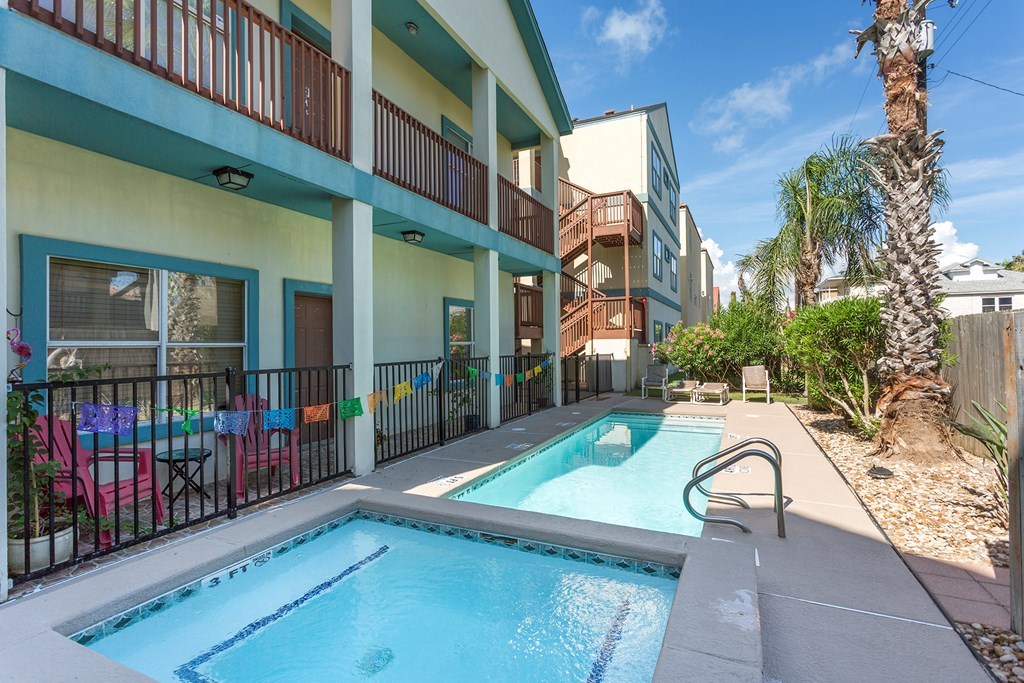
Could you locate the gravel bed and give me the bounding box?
[791,405,1009,568]
[959,622,1024,682]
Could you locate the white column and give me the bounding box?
[332,198,375,475]
[331,0,372,173]
[0,67,9,602]
[471,64,498,230]
[538,134,557,211]
[474,248,501,428]
[542,270,562,406]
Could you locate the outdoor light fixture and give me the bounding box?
[402,230,424,244]
[213,167,253,191]
[405,21,418,36]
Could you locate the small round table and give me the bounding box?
[156,448,213,506]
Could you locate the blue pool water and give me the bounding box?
[79,514,676,682]
[454,413,724,536]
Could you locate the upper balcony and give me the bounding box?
[558,179,643,265]
[11,0,351,159]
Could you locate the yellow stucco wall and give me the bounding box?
[5,130,514,368]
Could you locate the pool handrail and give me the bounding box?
[691,437,784,509]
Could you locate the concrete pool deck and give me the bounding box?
[0,394,989,681]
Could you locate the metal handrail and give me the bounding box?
[683,447,786,538]
[692,437,784,509]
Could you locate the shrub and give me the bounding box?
[947,402,1008,522]
[655,322,727,382]
[783,297,883,434]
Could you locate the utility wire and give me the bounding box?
[939,68,1024,97]
[933,0,993,66]
[933,0,975,52]
[847,71,875,134]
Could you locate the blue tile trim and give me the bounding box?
[175,545,390,682]
[588,598,632,683]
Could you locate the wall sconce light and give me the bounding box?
[405,21,418,36]
[402,230,424,245]
[214,167,253,191]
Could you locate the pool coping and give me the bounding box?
[0,485,762,682]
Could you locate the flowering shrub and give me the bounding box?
[655,323,727,382]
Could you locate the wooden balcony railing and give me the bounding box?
[373,91,487,225]
[590,190,644,245]
[593,297,645,339]
[13,0,351,159]
[558,178,591,216]
[497,174,554,254]
[513,282,543,339]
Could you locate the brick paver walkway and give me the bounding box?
[906,554,1012,629]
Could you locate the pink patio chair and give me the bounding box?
[232,394,300,499]
[33,416,165,548]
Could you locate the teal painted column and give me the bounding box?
[331,0,372,173]
[474,248,501,428]
[0,64,9,601]
[471,64,498,230]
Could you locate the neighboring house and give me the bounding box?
[548,103,685,388]
[814,259,1024,317]
[0,0,572,477]
[938,259,1024,316]
[700,249,714,322]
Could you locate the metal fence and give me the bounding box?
[6,364,351,583]
[372,357,490,464]
[499,354,555,423]
[562,354,613,405]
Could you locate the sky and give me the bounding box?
[532,0,1024,299]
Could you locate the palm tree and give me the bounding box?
[741,136,883,311]
[854,0,956,463]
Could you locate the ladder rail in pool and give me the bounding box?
[682,440,786,538]
[691,437,784,509]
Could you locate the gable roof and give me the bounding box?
[939,267,1024,295]
[572,102,667,127]
[507,0,573,136]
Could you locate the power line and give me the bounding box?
[933,0,976,52]
[939,68,1024,97]
[847,71,875,134]
[933,0,994,67]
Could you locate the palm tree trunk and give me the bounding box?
[856,0,956,463]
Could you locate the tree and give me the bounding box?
[854,0,957,463]
[742,136,883,311]
[1003,250,1024,273]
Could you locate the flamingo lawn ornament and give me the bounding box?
[7,327,32,383]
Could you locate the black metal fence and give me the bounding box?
[372,357,490,464]
[499,353,555,423]
[6,364,351,583]
[562,354,613,405]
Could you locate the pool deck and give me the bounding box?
[0,394,989,681]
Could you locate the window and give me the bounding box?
[670,255,678,292]
[984,296,1014,312]
[652,233,663,280]
[447,301,474,359]
[48,258,246,380]
[653,321,663,343]
[651,143,662,196]
[668,184,677,223]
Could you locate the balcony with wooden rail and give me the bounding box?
[12,0,352,160]
[558,179,643,265]
[513,281,543,340]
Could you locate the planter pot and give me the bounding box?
[464,414,481,432]
[7,526,74,575]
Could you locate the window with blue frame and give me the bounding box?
[670,254,678,292]
[651,143,662,196]
[652,233,664,280]
[668,184,677,223]
[446,300,475,359]
[653,320,663,342]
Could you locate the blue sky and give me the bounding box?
[533,0,1024,296]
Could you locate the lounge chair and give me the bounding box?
[742,365,771,404]
[641,364,670,401]
[694,382,731,405]
[668,380,700,403]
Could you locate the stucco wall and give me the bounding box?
[678,207,703,326]
[559,115,642,195]
[942,293,1024,317]
[5,130,513,372]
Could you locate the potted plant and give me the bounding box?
[7,389,74,574]
[451,383,480,432]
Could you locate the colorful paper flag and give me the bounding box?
[533,365,543,375]
[504,375,514,387]
[367,390,389,413]
[515,373,525,383]
[481,371,492,381]
[214,410,250,435]
[393,381,413,403]
[263,409,296,431]
[525,370,534,380]
[541,359,550,369]
[303,404,331,423]
[152,406,201,434]
[431,361,445,381]
[467,366,479,381]
[338,397,364,419]
[80,403,138,438]
[494,374,505,386]
[412,372,432,390]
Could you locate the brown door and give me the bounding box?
[294,294,333,406]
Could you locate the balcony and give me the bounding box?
[558,179,643,264]
[498,174,554,254]
[513,281,543,340]
[12,0,352,160]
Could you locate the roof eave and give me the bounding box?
[507,0,573,136]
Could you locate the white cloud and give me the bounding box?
[585,0,667,73]
[690,42,854,153]
[931,221,979,269]
[700,235,739,305]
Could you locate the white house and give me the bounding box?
[938,259,1024,316]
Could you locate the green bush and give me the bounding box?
[783,297,883,434]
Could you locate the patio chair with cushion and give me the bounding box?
[742,365,771,404]
[641,364,670,401]
[694,382,731,405]
[668,380,700,403]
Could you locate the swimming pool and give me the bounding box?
[451,412,724,537]
[76,512,677,682]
